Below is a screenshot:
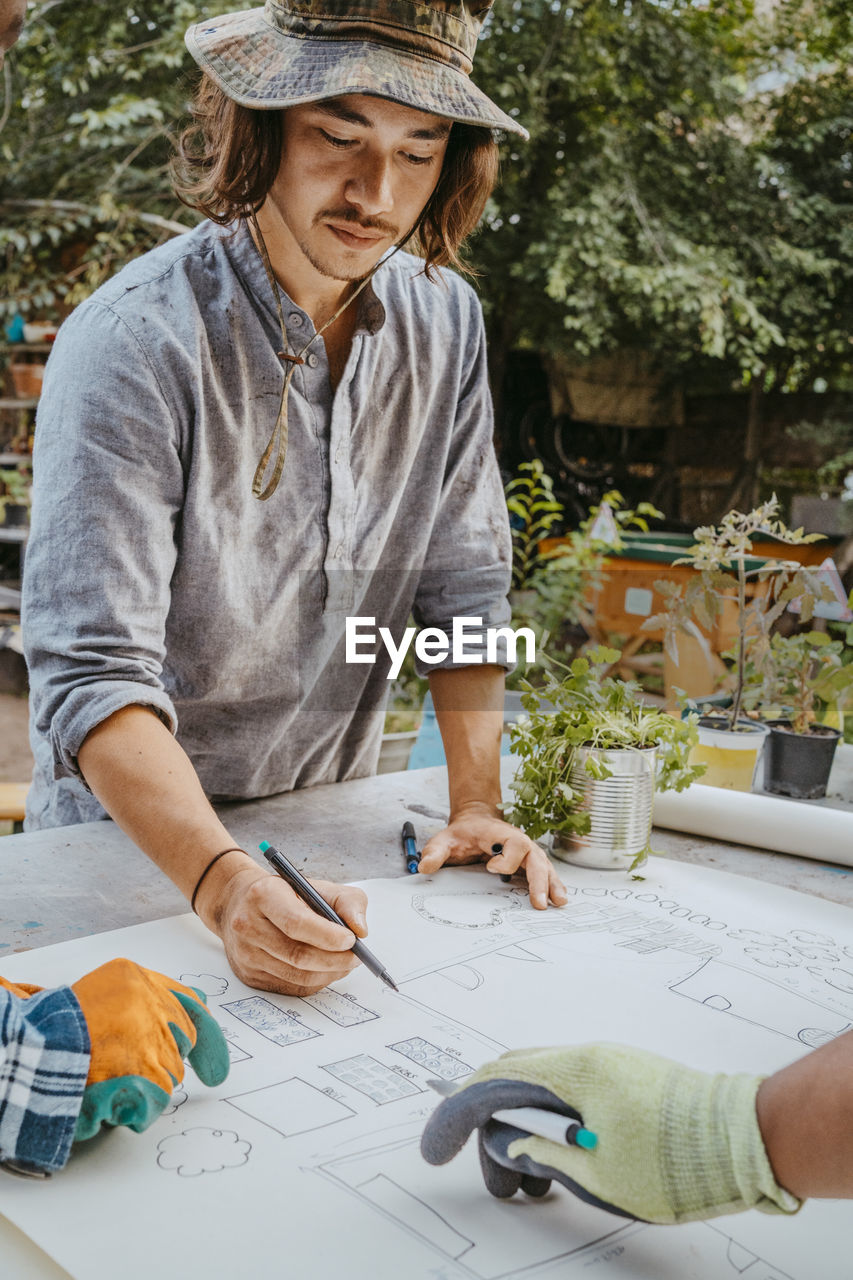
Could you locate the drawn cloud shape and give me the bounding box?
[156,1127,251,1176]
[179,973,229,998]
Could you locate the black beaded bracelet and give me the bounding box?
[190,847,245,914]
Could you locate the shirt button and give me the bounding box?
[306,353,319,368]
[288,313,303,326]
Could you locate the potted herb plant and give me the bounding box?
[504,646,703,872]
[647,497,834,791]
[745,630,852,799]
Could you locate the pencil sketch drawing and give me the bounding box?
[403,883,853,1053]
[301,988,379,1026]
[322,1054,425,1104]
[179,972,229,997]
[0,862,848,1280]
[315,1132,795,1280]
[221,996,320,1046]
[155,1127,251,1177]
[217,1024,253,1064]
[224,1077,355,1138]
[388,1037,471,1080]
[162,1085,188,1116]
[412,891,524,930]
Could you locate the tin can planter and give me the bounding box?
[552,746,657,871]
[763,721,841,800]
[688,717,769,792]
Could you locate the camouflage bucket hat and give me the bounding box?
[185,0,528,138]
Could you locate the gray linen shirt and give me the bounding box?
[23,218,512,828]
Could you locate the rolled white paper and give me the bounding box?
[653,784,853,867]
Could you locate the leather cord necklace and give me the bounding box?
[247,207,406,501]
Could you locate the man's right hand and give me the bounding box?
[78,709,370,997]
[202,864,369,995]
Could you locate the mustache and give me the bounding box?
[317,208,399,237]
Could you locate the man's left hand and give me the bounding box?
[417,804,568,910]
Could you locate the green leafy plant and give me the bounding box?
[646,497,834,731]
[505,460,566,592]
[504,646,703,859]
[505,464,662,681]
[745,630,853,736]
[0,465,31,519]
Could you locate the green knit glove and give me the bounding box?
[421,1043,802,1225]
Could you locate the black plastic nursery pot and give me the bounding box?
[1,503,28,528]
[763,721,841,800]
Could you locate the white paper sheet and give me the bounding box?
[1,859,852,1280]
[654,783,853,864]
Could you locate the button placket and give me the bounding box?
[323,365,357,614]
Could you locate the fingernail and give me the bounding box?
[533,893,547,910]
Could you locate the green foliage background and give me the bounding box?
[471,0,852,398]
[1,0,851,400]
[1,1,209,315]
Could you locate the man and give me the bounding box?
[23,1,567,1000]
[1,960,229,1177]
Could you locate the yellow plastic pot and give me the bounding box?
[689,718,769,792]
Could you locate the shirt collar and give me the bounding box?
[224,217,387,339]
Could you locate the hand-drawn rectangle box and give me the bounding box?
[322,1054,423,1104]
[221,997,319,1047]
[217,1026,252,1064]
[388,1037,471,1081]
[225,1078,354,1138]
[301,989,378,1027]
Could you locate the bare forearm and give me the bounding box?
[77,706,260,927]
[429,665,505,816]
[757,1027,853,1199]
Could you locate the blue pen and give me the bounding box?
[401,821,420,874]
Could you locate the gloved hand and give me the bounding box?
[421,1044,802,1224]
[0,976,45,998]
[71,958,230,1141]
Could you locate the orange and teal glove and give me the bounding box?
[0,977,46,998]
[71,959,230,1141]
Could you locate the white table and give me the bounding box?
[2,762,852,1278]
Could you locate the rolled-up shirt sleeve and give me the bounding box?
[412,296,513,677]
[23,301,184,784]
[0,986,90,1176]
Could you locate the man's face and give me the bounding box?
[0,0,26,71]
[268,94,451,283]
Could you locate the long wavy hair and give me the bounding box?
[171,75,499,277]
